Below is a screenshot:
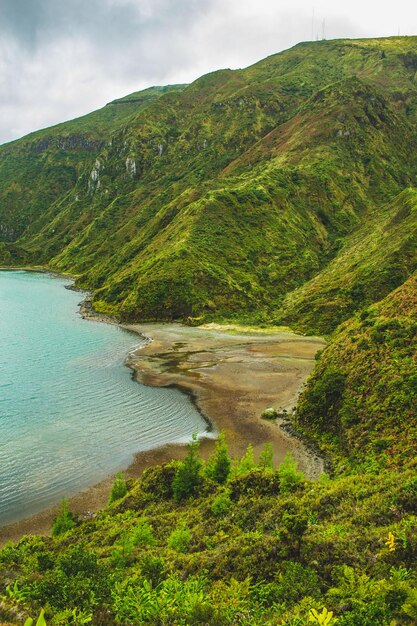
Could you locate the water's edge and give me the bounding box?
[79,295,215,435]
[0,271,209,531]
[0,271,324,543]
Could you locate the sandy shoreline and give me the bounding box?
[0,317,325,546]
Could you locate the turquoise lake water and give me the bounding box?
[0,271,208,525]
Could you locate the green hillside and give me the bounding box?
[1,37,417,328]
[278,188,417,333]
[1,256,416,626]
[294,272,417,471]
[1,36,417,626]
[0,84,187,247]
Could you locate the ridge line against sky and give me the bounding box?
[1,0,416,145]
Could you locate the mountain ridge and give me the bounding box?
[1,36,417,331]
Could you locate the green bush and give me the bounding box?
[258,443,274,471]
[51,500,75,536]
[211,490,233,516]
[278,453,304,493]
[205,432,231,484]
[139,554,166,587]
[130,517,156,547]
[108,472,128,504]
[167,525,192,553]
[172,436,202,501]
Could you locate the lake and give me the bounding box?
[0,271,208,525]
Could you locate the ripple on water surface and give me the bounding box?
[0,271,208,525]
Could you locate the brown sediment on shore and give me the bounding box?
[0,321,325,546]
[124,323,325,477]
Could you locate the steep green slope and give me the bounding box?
[0,84,187,244]
[1,37,417,327]
[294,273,417,471]
[1,437,417,624]
[279,188,417,334]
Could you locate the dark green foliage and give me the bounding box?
[294,273,417,468]
[297,367,346,433]
[172,436,202,501]
[205,432,231,484]
[30,544,111,613]
[51,499,75,536]
[108,472,128,504]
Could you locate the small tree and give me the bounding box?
[238,444,256,475]
[205,432,231,484]
[109,472,128,504]
[172,435,202,501]
[278,453,304,493]
[167,524,192,553]
[258,442,274,471]
[52,499,75,536]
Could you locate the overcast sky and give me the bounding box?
[1,0,416,144]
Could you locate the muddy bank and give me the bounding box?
[125,323,325,478]
[0,322,325,546]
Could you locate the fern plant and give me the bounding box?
[24,608,47,626]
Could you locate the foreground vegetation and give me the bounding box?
[0,442,416,625]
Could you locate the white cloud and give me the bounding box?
[0,0,416,144]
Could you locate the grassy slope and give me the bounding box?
[1,37,417,326]
[278,188,417,334]
[294,273,417,471]
[0,84,187,249]
[1,437,416,624]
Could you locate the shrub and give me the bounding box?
[108,472,128,504]
[111,518,156,566]
[258,443,274,471]
[51,500,75,536]
[211,490,233,516]
[231,444,256,478]
[131,517,156,547]
[229,468,280,500]
[112,575,211,625]
[140,554,166,586]
[168,525,192,553]
[261,407,279,420]
[205,432,231,484]
[278,453,304,493]
[172,436,202,501]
